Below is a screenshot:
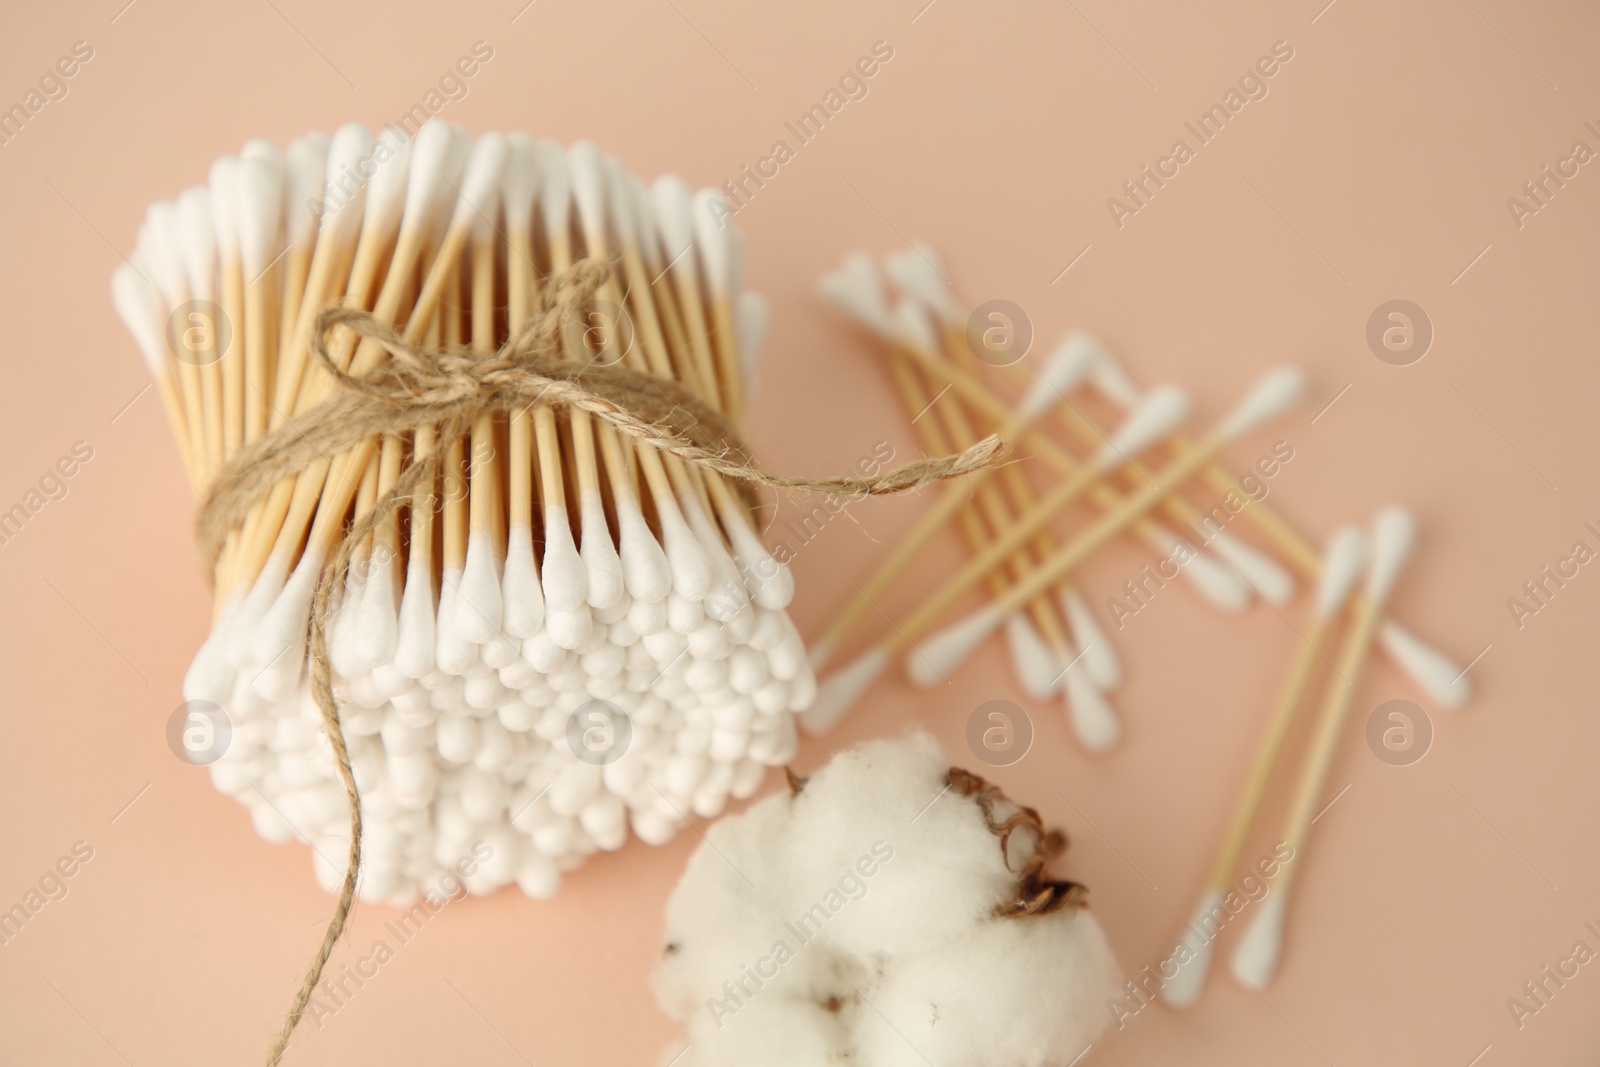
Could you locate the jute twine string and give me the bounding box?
[192,259,1005,1065]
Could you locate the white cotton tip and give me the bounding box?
[892,296,940,353]
[817,263,894,338]
[650,175,695,276]
[1215,366,1310,442]
[719,504,792,610]
[727,225,747,293]
[1016,332,1100,422]
[452,132,509,238]
[579,492,625,610]
[224,556,287,667]
[566,141,607,242]
[884,242,963,324]
[457,531,504,643]
[657,497,712,600]
[1161,888,1225,1008]
[1378,620,1471,710]
[352,556,399,671]
[236,152,284,277]
[1086,339,1144,407]
[1176,543,1253,612]
[500,525,545,639]
[110,265,170,378]
[691,188,734,296]
[253,550,321,668]
[283,134,328,249]
[175,187,216,301]
[1231,889,1288,990]
[540,505,588,612]
[357,125,408,242]
[806,632,837,673]
[535,140,571,235]
[328,568,367,679]
[183,603,238,706]
[800,647,889,734]
[434,568,476,675]
[1364,506,1418,605]
[393,556,436,678]
[206,158,240,259]
[1064,668,1120,753]
[736,291,769,391]
[1314,525,1368,619]
[1208,530,1296,607]
[141,202,188,303]
[1094,383,1191,470]
[546,606,594,650]
[1004,614,1064,699]
[1061,587,1121,691]
[616,498,672,603]
[907,604,1006,687]
[402,120,461,230]
[501,132,538,230]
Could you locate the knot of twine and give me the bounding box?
[194,259,1005,1066]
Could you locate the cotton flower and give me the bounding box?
[654,731,1121,1067]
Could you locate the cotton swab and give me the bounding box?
[1162,525,1366,1008]
[1231,507,1418,991]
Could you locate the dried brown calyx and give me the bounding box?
[948,766,1088,919]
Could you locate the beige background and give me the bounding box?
[1,0,1597,1063]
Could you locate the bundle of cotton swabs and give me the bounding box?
[810,247,1473,750]
[111,119,813,905]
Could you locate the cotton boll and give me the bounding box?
[852,907,1120,1067]
[777,732,1018,959]
[683,992,855,1067]
[652,792,794,1019]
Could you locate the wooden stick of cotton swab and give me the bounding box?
[237,139,284,446]
[610,167,715,603]
[110,265,197,488]
[276,133,328,363]
[527,142,591,650]
[1231,507,1418,991]
[805,366,1306,732]
[547,142,626,618]
[497,133,548,643]
[1161,524,1367,1008]
[567,144,679,610]
[139,203,213,480]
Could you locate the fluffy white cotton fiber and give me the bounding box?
[653,731,1121,1066]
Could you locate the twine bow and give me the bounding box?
[192,259,1005,1065]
